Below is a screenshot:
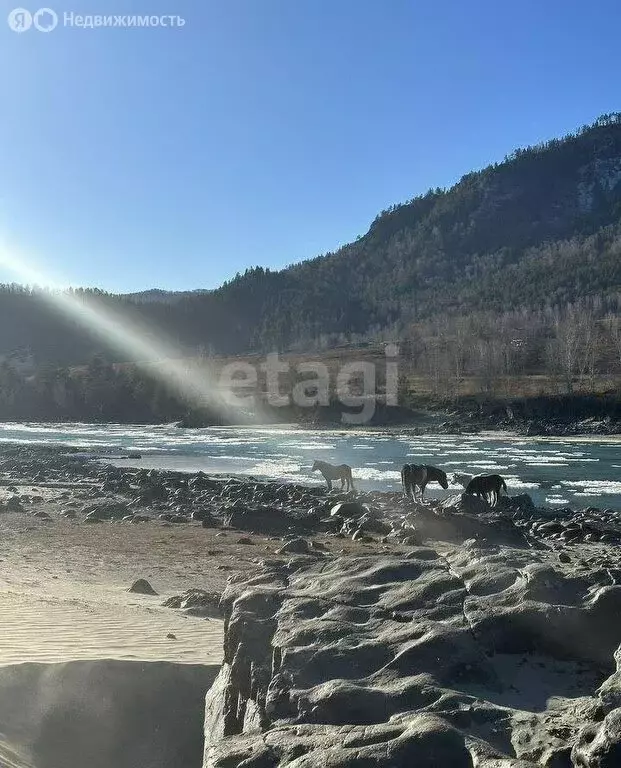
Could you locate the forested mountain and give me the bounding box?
[1,113,621,367]
[198,112,621,352]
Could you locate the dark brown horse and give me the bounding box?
[401,464,449,500]
[464,474,507,506]
[312,460,355,491]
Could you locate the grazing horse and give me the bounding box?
[312,460,355,492]
[464,474,507,507]
[401,464,449,500]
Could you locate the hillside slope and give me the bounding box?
[141,113,621,353]
[0,114,620,364]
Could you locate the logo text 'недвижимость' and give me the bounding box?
[7,8,186,32]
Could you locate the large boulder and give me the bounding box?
[276,538,312,555]
[224,505,291,534]
[330,501,368,519]
[441,493,490,515]
[202,540,621,768]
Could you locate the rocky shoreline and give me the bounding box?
[1,445,621,766]
[432,394,621,437]
[0,444,618,538]
[436,413,621,438]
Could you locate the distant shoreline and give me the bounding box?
[2,407,621,438]
[0,410,620,437]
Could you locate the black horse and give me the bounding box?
[464,474,507,506]
[401,464,449,500]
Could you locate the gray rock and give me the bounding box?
[159,513,188,524]
[441,493,490,515]
[193,508,217,525]
[330,501,368,519]
[6,496,23,513]
[128,579,158,596]
[224,505,289,534]
[572,709,621,767]
[202,537,621,768]
[163,589,222,618]
[276,538,311,555]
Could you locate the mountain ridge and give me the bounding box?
[120,112,621,312]
[0,114,620,365]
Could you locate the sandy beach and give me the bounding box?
[0,455,250,768]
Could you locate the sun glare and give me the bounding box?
[0,242,260,424]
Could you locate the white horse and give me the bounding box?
[311,460,355,491]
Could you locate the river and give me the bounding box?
[0,422,620,509]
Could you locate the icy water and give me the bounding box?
[0,422,619,509]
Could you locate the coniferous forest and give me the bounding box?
[1,115,621,424]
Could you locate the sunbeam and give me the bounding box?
[0,241,263,424]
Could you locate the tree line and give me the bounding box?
[397,302,621,401]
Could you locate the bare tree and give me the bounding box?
[548,306,596,393]
[447,316,470,397]
[604,314,621,370]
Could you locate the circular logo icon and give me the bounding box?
[33,7,57,32]
[7,8,32,32]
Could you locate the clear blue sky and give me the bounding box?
[1,0,619,292]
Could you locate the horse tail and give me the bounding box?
[501,478,508,494]
[401,466,410,496]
